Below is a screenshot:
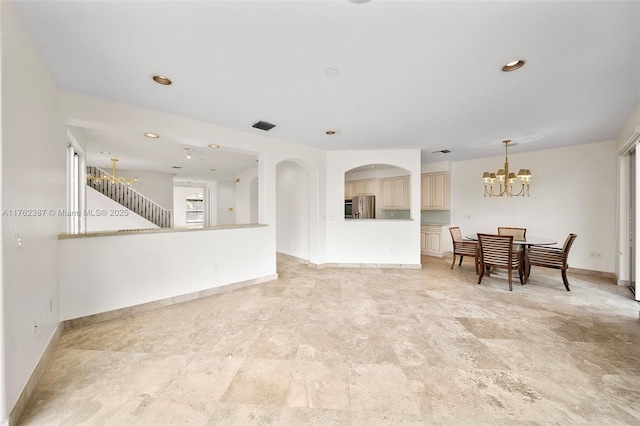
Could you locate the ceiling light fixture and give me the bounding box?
[185,148,192,159]
[152,75,172,85]
[482,140,531,197]
[144,132,159,138]
[348,0,371,3]
[502,60,526,72]
[100,151,111,155]
[208,144,220,149]
[325,130,336,135]
[87,158,138,186]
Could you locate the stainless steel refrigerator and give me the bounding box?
[351,195,375,219]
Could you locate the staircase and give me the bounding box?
[86,166,172,228]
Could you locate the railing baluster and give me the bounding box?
[86,166,172,228]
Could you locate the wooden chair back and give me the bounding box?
[498,227,527,241]
[449,227,478,273]
[477,233,523,291]
[449,226,463,243]
[526,233,577,291]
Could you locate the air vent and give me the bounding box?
[252,121,276,131]
[431,149,451,154]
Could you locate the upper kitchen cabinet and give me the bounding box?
[380,175,410,210]
[345,178,376,199]
[421,171,449,210]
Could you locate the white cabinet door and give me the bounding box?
[381,176,409,209]
[345,181,354,199]
[421,172,449,210]
[420,230,428,253]
[427,231,441,254]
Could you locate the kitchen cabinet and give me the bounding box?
[421,172,449,210]
[421,224,450,257]
[380,175,409,209]
[345,178,376,199]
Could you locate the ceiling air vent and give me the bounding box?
[431,149,451,154]
[252,121,276,131]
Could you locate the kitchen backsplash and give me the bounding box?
[421,210,450,224]
[382,210,411,220]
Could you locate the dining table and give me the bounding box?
[465,234,557,283]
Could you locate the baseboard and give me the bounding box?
[567,266,616,282]
[9,322,63,426]
[63,273,278,329]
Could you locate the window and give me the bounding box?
[186,193,204,225]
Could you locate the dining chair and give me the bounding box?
[449,227,479,274]
[526,233,577,291]
[497,227,527,241]
[477,233,523,291]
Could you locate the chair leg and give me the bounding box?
[459,256,464,267]
[508,269,513,291]
[519,267,524,285]
[450,254,456,270]
[477,263,484,284]
[561,269,571,291]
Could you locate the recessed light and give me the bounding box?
[324,67,339,77]
[502,60,526,72]
[184,148,192,159]
[100,151,111,155]
[370,165,375,168]
[348,0,371,4]
[144,132,159,138]
[208,144,220,149]
[152,75,172,85]
[325,130,337,135]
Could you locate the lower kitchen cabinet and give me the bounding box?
[421,224,451,257]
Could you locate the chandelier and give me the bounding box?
[87,158,138,186]
[482,140,531,197]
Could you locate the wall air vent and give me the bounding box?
[252,121,276,131]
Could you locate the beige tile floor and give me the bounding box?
[18,255,640,425]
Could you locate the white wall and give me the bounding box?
[235,166,258,224]
[173,185,205,228]
[276,161,310,259]
[451,140,617,273]
[1,2,66,420]
[113,169,175,209]
[85,187,158,232]
[58,226,274,320]
[217,180,237,225]
[325,150,421,265]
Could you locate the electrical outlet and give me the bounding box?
[464,215,471,220]
[15,233,22,252]
[33,321,38,335]
[590,251,603,259]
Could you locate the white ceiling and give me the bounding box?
[12,0,640,176]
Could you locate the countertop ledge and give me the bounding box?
[59,223,267,239]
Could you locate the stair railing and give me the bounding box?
[86,166,172,228]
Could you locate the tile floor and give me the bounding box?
[17,255,640,425]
